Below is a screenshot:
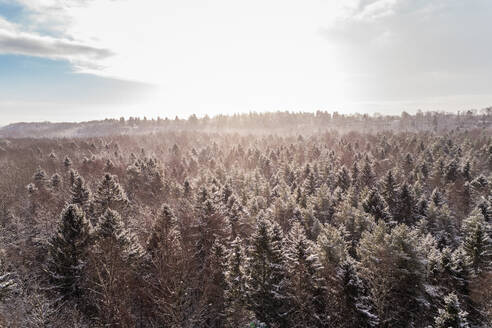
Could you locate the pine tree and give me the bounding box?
[225,237,251,328]
[357,222,425,327]
[462,210,491,274]
[351,162,360,187]
[335,257,376,328]
[33,167,48,188]
[394,183,417,225]
[64,156,72,169]
[362,188,389,223]
[204,240,228,328]
[96,209,142,260]
[285,222,326,327]
[360,160,375,188]
[47,204,91,301]
[431,188,446,207]
[381,170,398,216]
[434,293,470,328]
[245,219,289,327]
[88,209,143,326]
[445,159,459,183]
[93,173,128,216]
[336,166,351,191]
[50,173,62,191]
[70,175,91,210]
[462,161,472,181]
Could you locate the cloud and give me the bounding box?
[0,16,113,69]
[323,0,492,101]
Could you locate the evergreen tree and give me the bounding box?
[70,175,91,210]
[431,187,445,206]
[336,166,351,191]
[63,156,72,169]
[47,204,91,301]
[88,209,143,326]
[93,173,128,216]
[462,210,491,274]
[381,170,399,215]
[462,161,472,182]
[245,219,289,327]
[335,257,377,328]
[445,159,459,183]
[394,183,417,225]
[358,222,425,327]
[285,222,326,327]
[360,160,375,188]
[434,293,470,328]
[203,240,228,328]
[225,237,251,328]
[50,173,62,191]
[362,188,389,223]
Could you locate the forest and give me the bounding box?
[0,111,490,327]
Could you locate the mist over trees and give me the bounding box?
[0,110,490,327]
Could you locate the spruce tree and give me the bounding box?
[225,237,250,328]
[362,188,389,223]
[434,293,470,328]
[357,222,425,327]
[204,240,228,328]
[336,166,351,191]
[462,210,491,274]
[285,222,326,327]
[93,173,128,216]
[245,219,289,327]
[394,183,417,225]
[335,257,376,328]
[70,175,91,210]
[381,170,398,217]
[360,160,375,188]
[47,204,91,301]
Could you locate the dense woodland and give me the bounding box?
[0,111,490,327]
[1,108,491,138]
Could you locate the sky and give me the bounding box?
[0,0,491,124]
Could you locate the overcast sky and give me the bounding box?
[0,0,491,124]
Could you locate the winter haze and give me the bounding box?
[0,1,491,328]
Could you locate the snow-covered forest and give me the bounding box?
[0,111,490,327]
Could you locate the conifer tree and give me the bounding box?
[93,173,128,216]
[225,237,250,328]
[434,293,470,328]
[203,240,228,328]
[336,166,351,191]
[50,173,62,191]
[285,222,326,327]
[381,170,398,207]
[360,160,375,188]
[394,183,417,225]
[362,188,389,223]
[70,175,91,210]
[47,204,91,301]
[245,219,289,327]
[357,222,425,327]
[432,188,446,207]
[63,156,72,169]
[335,257,376,328]
[88,209,143,326]
[462,210,491,274]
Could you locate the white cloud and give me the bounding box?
[1,0,491,120]
[323,0,492,102]
[0,14,112,69]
